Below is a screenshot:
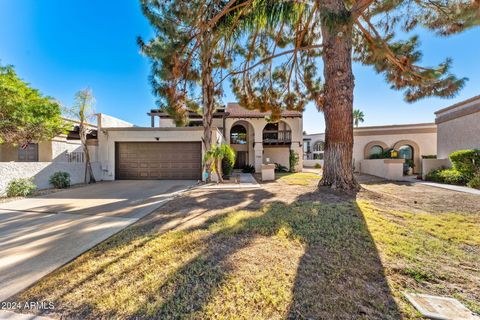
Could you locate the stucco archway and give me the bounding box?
[363,141,389,159]
[393,140,421,174]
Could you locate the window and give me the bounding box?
[230,124,247,144]
[369,145,384,158]
[398,145,413,160]
[313,141,324,152]
[304,141,311,153]
[17,143,38,162]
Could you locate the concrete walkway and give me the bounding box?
[417,181,480,195]
[0,180,196,302]
[199,173,261,189]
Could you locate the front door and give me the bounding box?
[234,151,247,169]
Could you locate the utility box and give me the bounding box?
[261,164,275,181]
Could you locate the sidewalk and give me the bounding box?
[417,181,480,196]
[198,173,261,189]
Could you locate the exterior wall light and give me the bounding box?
[390,150,398,158]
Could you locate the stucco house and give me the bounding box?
[94,103,303,182]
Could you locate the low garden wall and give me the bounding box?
[359,159,405,180]
[421,158,451,179]
[0,162,102,195]
[303,159,324,168]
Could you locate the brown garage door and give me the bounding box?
[115,142,202,180]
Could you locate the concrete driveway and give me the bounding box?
[0,180,196,302]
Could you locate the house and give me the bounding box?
[95,103,303,181]
[422,95,480,177]
[0,119,100,194]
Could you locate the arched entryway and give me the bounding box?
[393,140,421,174]
[229,121,253,169]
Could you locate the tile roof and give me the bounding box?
[226,103,302,118]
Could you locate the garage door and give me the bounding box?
[115,142,202,180]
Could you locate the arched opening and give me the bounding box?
[368,145,384,159]
[262,121,291,145]
[398,145,414,174]
[363,141,388,159]
[230,124,247,145]
[393,140,421,174]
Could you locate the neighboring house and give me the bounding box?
[98,103,303,182]
[303,123,437,179]
[435,95,480,159]
[0,119,99,195]
[422,95,480,178]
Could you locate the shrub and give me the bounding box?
[222,158,233,177]
[49,171,71,189]
[369,153,383,159]
[242,164,255,173]
[449,149,480,180]
[275,163,289,172]
[314,163,322,169]
[289,150,299,172]
[467,174,480,189]
[6,178,36,197]
[425,168,468,185]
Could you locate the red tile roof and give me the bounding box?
[226,103,302,118]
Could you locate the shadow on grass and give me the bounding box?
[14,188,401,319]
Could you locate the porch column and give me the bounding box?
[254,142,263,172]
[290,142,303,172]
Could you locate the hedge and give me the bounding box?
[449,149,480,180]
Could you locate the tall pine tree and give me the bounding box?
[138,0,236,181]
[224,0,478,190]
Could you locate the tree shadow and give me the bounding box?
[12,187,401,319]
[132,189,401,319]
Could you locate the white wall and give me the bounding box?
[97,113,134,128]
[264,147,290,169]
[303,159,324,168]
[437,112,480,159]
[359,159,405,181]
[0,162,101,195]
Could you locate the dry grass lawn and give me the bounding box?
[10,173,480,319]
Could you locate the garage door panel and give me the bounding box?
[116,142,201,180]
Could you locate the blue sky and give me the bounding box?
[1,1,479,134]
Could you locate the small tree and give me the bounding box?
[353,109,365,128]
[67,89,96,184]
[204,144,236,183]
[0,64,66,145]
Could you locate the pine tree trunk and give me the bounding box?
[201,36,215,182]
[319,0,358,191]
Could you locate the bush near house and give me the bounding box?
[49,171,71,189]
[467,174,480,190]
[314,163,322,169]
[449,149,480,180]
[425,149,480,188]
[6,178,36,197]
[275,163,289,173]
[289,150,299,172]
[425,168,468,186]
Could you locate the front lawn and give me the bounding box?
[11,174,480,319]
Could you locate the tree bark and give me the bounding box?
[318,0,358,191]
[201,36,216,182]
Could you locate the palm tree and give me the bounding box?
[353,109,365,128]
[203,144,236,183]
